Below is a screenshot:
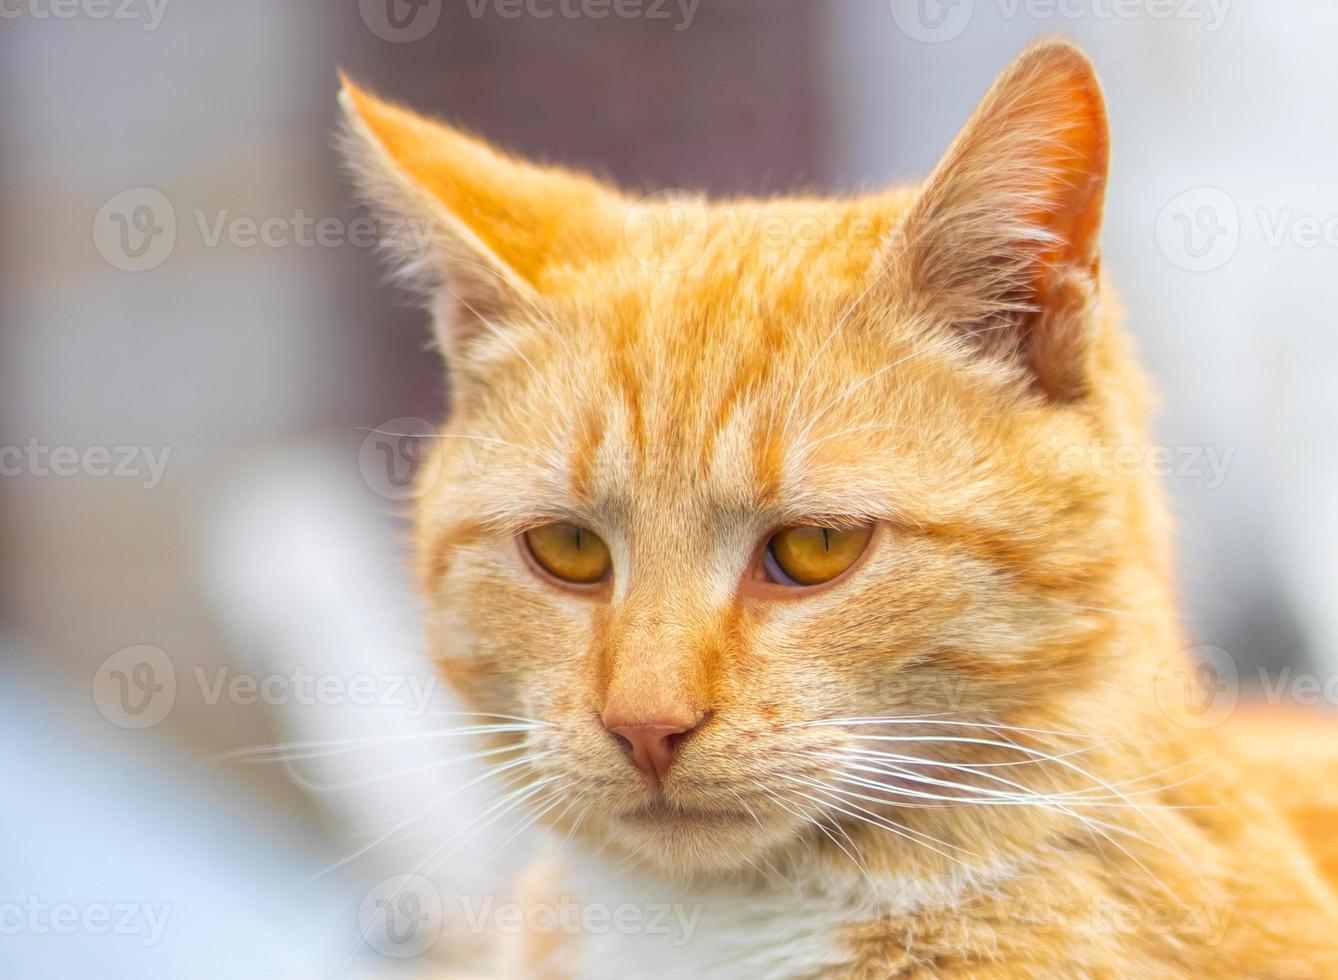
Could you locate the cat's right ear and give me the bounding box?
[337,76,625,353]
[879,40,1109,403]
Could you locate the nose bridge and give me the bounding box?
[597,577,722,724]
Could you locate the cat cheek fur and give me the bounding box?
[342,39,1338,978]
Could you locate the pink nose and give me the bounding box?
[604,713,706,788]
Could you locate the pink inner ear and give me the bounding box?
[1015,49,1109,403]
[1029,95,1109,288]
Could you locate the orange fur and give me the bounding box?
[341,41,1338,978]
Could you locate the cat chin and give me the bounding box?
[603,805,797,877]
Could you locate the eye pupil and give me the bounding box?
[524,522,611,585]
[765,524,873,587]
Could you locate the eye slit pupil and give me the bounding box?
[524,522,611,586]
[763,523,873,588]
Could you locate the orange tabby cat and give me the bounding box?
[340,40,1338,978]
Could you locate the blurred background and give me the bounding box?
[3,1,1334,976]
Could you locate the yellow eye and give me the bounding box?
[766,524,873,586]
[524,523,612,585]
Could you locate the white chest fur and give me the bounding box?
[531,857,853,980]
[517,846,1016,979]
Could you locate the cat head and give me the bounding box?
[341,41,1161,881]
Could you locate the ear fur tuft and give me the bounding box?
[884,39,1110,402]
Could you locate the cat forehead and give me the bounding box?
[452,195,999,521]
[463,310,957,528]
[549,193,911,307]
[539,229,895,397]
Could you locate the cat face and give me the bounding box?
[341,42,1147,877]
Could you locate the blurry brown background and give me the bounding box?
[2,2,1335,976]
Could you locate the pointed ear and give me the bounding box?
[885,40,1109,402]
[337,76,626,351]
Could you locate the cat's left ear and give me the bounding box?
[884,40,1109,402]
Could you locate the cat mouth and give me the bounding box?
[620,800,739,826]
[611,797,789,871]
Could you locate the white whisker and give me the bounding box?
[760,786,885,893]
[279,741,526,794]
[296,750,552,886]
[781,779,973,871]
[790,715,1107,740]
[210,721,545,765]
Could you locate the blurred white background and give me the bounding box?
[2,1,1334,976]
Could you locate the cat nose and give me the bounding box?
[603,711,707,789]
